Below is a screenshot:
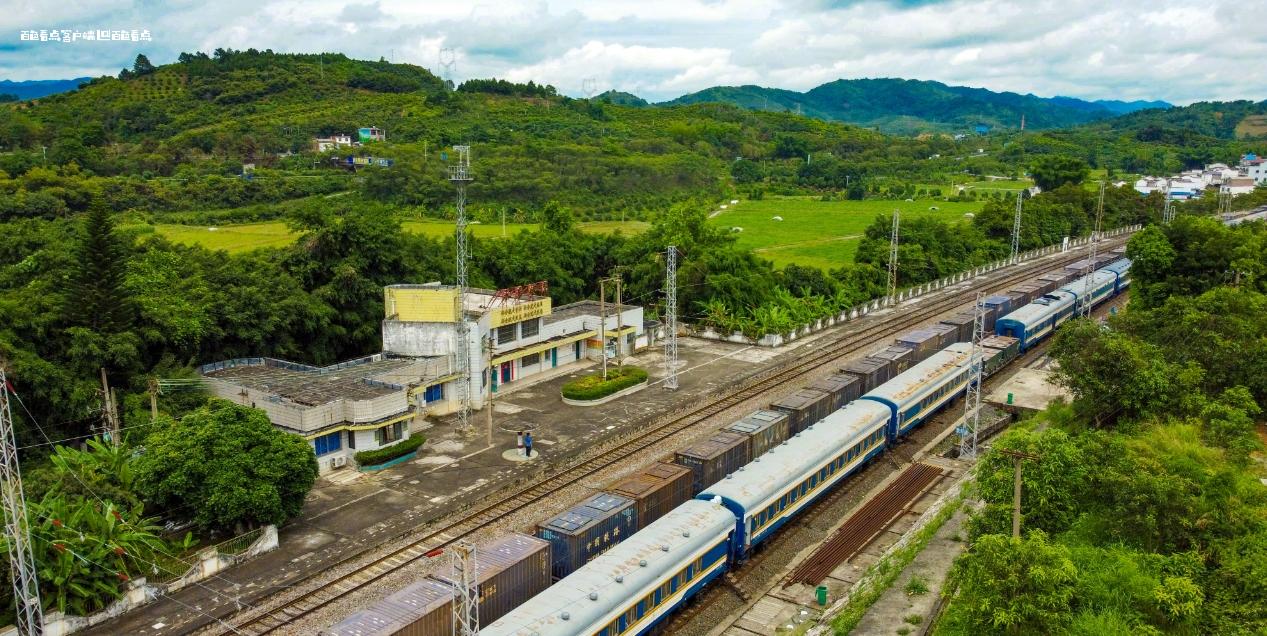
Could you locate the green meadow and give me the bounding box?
[708,197,985,270]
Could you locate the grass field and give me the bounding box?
[709,197,985,270]
[154,219,650,254]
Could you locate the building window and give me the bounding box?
[523,352,540,366]
[376,421,405,446]
[497,323,517,344]
[521,318,540,338]
[347,430,356,449]
[424,384,444,403]
[314,431,342,456]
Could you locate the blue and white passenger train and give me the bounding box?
[995,257,1131,350]
[479,258,1134,636]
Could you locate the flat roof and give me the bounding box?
[545,300,638,325]
[202,357,412,406]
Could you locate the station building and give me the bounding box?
[199,282,646,473]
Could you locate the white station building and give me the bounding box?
[199,282,647,473]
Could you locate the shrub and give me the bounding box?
[355,434,426,467]
[561,366,648,401]
[905,575,930,596]
[904,614,924,625]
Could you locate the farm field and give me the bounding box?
[153,219,649,254]
[709,197,984,270]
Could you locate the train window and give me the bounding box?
[600,626,611,636]
[617,616,627,633]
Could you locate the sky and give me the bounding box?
[3,0,1266,105]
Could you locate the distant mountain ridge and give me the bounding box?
[659,78,1173,134]
[0,77,92,100]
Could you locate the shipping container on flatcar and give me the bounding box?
[324,578,452,636]
[979,335,1021,376]
[871,347,913,377]
[928,324,960,349]
[840,357,892,393]
[894,329,940,361]
[430,533,551,626]
[1007,283,1043,306]
[983,295,1014,321]
[805,373,857,412]
[938,311,977,344]
[675,431,751,494]
[537,494,638,579]
[770,388,832,434]
[604,462,693,530]
[725,409,791,460]
[1039,271,1071,289]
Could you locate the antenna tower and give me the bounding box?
[1079,181,1106,319]
[450,542,479,636]
[449,146,473,434]
[958,293,986,460]
[1010,191,1023,264]
[664,246,679,391]
[1,368,43,635]
[439,47,457,88]
[582,78,598,99]
[887,211,900,306]
[1219,185,1233,217]
[1161,179,1174,224]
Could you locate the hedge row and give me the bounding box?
[561,366,648,401]
[354,434,425,467]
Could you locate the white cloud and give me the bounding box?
[2,0,1265,105]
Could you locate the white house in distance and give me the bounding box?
[1136,153,1266,200]
[312,133,355,152]
[199,282,646,473]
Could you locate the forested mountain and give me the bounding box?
[1077,99,1267,140]
[0,77,92,100]
[662,78,1172,134]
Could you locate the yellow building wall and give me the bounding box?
[384,287,458,322]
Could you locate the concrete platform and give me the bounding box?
[985,365,1072,414]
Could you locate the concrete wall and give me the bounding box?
[383,320,456,357]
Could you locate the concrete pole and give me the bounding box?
[1012,456,1023,539]
[599,279,607,380]
[615,277,624,368]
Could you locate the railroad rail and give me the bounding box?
[783,462,945,587]
[209,237,1130,636]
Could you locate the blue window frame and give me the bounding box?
[423,383,444,403]
[314,431,342,456]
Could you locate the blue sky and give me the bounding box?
[4,0,1265,104]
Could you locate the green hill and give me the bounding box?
[662,78,1155,134]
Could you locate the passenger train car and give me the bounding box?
[861,342,973,438]
[996,258,1131,351]
[478,499,734,636]
[699,399,890,560]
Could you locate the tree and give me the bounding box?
[1030,155,1089,191]
[1199,386,1262,464]
[944,531,1078,635]
[65,198,134,333]
[134,400,318,534]
[132,54,156,76]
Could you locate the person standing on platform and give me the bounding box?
[524,431,534,459]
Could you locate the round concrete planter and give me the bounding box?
[562,380,649,406]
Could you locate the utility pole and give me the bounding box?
[1161,179,1174,224]
[887,211,900,306]
[996,448,1040,538]
[484,337,494,448]
[100,368,120,447]
[1,367,44,635]
[449,542,479,636]
[664,246,679,391]
[449,145,474,435]
[147,378,159,422]
[598,278,608,381]
[614,275,624,368]
[1079,182,1106,319]
[1010,191,1023,264]
[958,293,986,460]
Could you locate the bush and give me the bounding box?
[355,434,426,467]
[561,366,648,401]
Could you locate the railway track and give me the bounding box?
[211,237,1130,636]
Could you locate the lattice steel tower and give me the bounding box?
[958,293,986,460]
[1010,191,1023,264]
[1161,179,1175,224]
[664,246,679,390]
[1,368,43,635]
[450,146,473,434]
[450,542,479,636]
[887,211,900,305]
[1080,181,1106,319]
